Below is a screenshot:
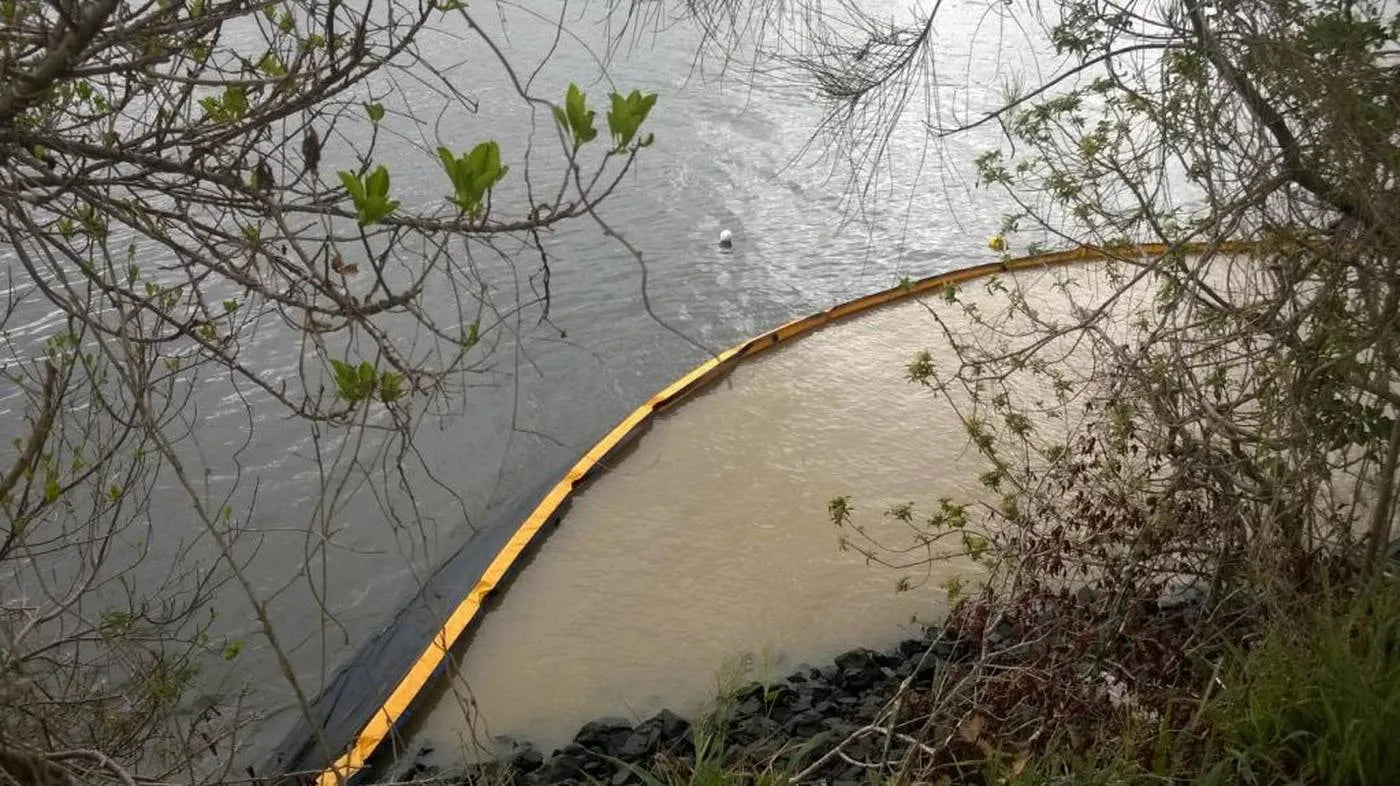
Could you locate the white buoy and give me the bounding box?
[718,229,733,249]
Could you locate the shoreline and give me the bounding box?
[385,625,967,785]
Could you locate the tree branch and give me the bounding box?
[1184,0,1375,227]
[0,0,122,129]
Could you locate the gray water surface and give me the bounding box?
[2,0,1056,766]
[229,0,1048,759]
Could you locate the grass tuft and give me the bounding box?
[1201,574,1400,786]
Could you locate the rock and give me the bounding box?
[789,692,813,713]
[730,715,782,745]
[616,709,691,762]
[647,708,691,744]
[615,724,660,761]
[534,754,586,783]
[768,684,798,704]
[931,636,956,657]
[845,735,877,762]
[507,746,543,774]
[986,619,1015,648]
[580,757,612,778]
[768,703,794,724]
[610,768,640,786]
[733,737,783,764]
[834,648,877,672]
[834,648,884,691]
[872,649,904,669]
[837,763,866,782]
[735,694,764,717]
[898,638,927,658]
[574,717,633,755]
[944,635,979,663]
[822,717,857,737]
[782,710,825,737]
[855,696,884,722]
[838,667,878,691]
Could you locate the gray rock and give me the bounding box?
[834,648,884,691]
[834,648,877,672]
[898,638,927,658]
[534,754,586,783]
[730,715,782,745]
[574,717,633,755]
[781,710,825,737]
[648,708,690,743]
[789,692,813,713]
[508,746,543,774]
[610,768,640,786]
[580,757,612,778]
[735,694,763,717]
[615,725,660,761]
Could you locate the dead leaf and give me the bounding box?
[957,711,986,744]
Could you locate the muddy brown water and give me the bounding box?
[401,259,1171,762]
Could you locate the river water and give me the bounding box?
[1,0,1063,768]
[239,0,1054,761]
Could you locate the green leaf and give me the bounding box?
[100,610,135,639]
[555,83,597,148]
[378,372,404,403]
[201,85,248,123]
[43,474,60,504]
[366,166,387,198]
[337,171,364,202]
[605,89,657,152]
[258,51,286,77]
[337,165,397,225]
[437,141,509,218]
[333,359,403,405]
[222,639,242,660]
[330,358,364,401]
[365,102,385,124]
